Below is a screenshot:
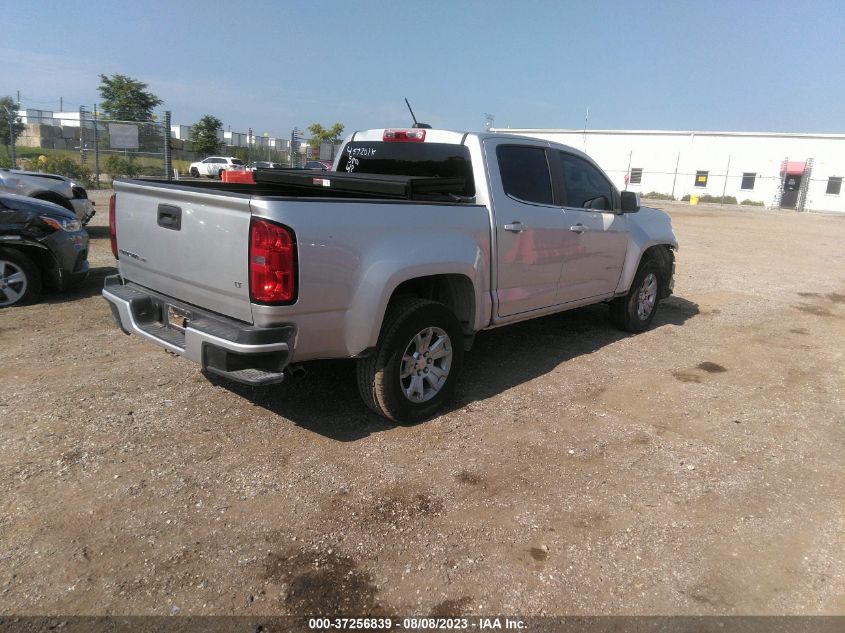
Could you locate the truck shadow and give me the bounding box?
[214,296,699,441]
[43,266,117,304]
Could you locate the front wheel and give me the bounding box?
[190,167,200,178]
[0,249,42,307]
[609,259,662,332]
[357,298,464,422]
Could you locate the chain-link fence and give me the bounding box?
[10,109,173,187]
[6,108,343,186]
[76,108,172,186]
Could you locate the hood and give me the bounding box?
[0,169,77,196]
[0,191,78,220]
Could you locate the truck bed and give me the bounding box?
[137,171,469,202]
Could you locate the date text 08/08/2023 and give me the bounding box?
[307,617,527,630]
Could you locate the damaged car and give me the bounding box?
[0,192,89,307]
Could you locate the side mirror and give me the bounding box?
[621,191,640,213]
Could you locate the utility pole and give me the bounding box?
[671,152,680,199]
[60,96,63,112]
[722,154,731,199]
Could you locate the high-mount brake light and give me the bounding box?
[109,194,118,259]
[383,129,426,142]
[249,218,296,303]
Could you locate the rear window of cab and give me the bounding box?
[336,142,475,197]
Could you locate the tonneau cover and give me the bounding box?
[252,169,466,200]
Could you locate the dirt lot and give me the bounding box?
[1,193,843,617]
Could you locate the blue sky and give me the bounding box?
[2,0,843,137]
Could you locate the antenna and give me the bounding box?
[404,98,431,129]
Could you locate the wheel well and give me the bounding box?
[31,192,74,212]
[388,274,476,344]
[0,245,56,285]
[640,244,675,298]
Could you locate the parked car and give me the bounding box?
[247,161,283,171]
[103,128,676,421]
[0,192,89,307]
[304,160,331,170]
[188,157,245,179]
[0,169,96,225]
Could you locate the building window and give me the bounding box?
[630,168,642,185]
[826,177,842,195]
[694,171,708,187]
[741,172,756,190]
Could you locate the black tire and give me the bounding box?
[190,167,200,178]
[217,169,225,179]
[609,258,662,332]
[357,298,464,422]
[0,249,42,308]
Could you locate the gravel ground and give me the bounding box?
[0,193,843,616]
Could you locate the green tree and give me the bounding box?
[0,96,24,147]
[98,74,163,121]
[189,115,223,155]
[307,122,344,149]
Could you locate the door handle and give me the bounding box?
[504,222,526,233]
[569,224,589,233]
[157,204,182,230]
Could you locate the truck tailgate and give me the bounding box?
[114,181,253,323]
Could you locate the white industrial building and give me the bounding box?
[494,128,845,213]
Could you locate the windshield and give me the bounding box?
[232,159,244,166]
[336,141,475,196]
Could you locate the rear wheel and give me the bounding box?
[357,298,464,422]
[217,169,225,179]
[609,259,661,332]
[0,249,42,307]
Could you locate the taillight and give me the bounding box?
[249,218,296,303]
[383,129,426,142]
[108,194,118,259]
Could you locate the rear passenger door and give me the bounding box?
[553,151,629,303]
[485,139,572,318]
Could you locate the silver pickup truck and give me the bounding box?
[103,128,677,421]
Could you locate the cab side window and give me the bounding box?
[557,152,613,210]
[497,146,553,206]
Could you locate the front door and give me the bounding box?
[552,151,629,303]
[486,141,571,318]
[781,174,802,209]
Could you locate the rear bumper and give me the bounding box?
[102,275,295,386]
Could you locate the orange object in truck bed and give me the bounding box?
[221,170,255,184]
